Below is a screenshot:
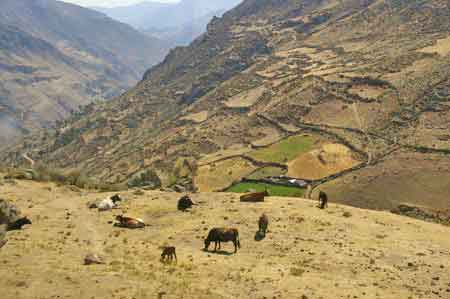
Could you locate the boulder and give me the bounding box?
[84,253,105,265]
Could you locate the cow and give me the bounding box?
[95,194,122,211]
[204,228,240,253]
[318,191,328,209]
[240,190,269,202]
[7,217,31,231]
[258,213,269,235]
[114,215,146,229]
[160,246,177,262]
[177,195,195,211]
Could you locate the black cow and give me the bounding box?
[204,228,240,253]
[177,195,195,211]
[318,191,328,209]
[7,217,31,231]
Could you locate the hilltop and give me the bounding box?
[3,0,450,213]
[0,0,168,143]
[0,177,449,298]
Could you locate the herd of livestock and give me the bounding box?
[0,189,330,261]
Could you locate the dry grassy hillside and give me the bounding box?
[1,177,450,298]
[2,0,449,213]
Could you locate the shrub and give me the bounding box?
[127,169,161,189]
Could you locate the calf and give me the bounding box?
[318,191,328,209]
[258,213,269,235]
[161,246,177,262]
[7,217,31,231]
[204,228,240,253]
[114,215,146,229]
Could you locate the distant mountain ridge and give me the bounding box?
[0,0,168,144]
[95,0,242,45]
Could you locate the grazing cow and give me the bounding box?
[160,246,177,262]
[7,217,31,231]
[258,213,269,235]
[318,191,328,209]
[204,228,240,253]
[114,215,146,229]
[177,195,195,211]
[240,190,269,202]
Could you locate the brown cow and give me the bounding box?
[258,213,269,235]
[114,215,146,229]
[240,190,269,202]
[204,228,240,253]
[161,246,177,262]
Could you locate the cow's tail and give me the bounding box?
[236,232,241,249]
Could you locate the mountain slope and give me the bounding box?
[3,0,450,211]
[0,0,168,143]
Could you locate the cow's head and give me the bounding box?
[204,238,211,250]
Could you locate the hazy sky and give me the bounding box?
[61,0,179,8]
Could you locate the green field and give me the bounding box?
[247,166,286,180]
[227,182,305,197]
[248,135,315,164]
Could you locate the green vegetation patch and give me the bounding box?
[248,135,315,164]
[247,167,286,180]
[227,182,304,197]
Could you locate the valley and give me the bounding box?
[1,0,449,226]
[0,0,168,144]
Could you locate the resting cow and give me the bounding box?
[240,190,269,202]
[204,228,240,253]
[7,217,32,231]
[114,215,146,229]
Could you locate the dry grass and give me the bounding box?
[1,179,450,298]
[194,157,258,192]
[181,111,209,123]
[288,144,361,180]
[418,36,450,56]
[225,85,267,108]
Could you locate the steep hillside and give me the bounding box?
[3,0,450,212]
[0,0,168,143]
[1,178,450,298]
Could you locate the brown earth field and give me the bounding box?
[1,177,450,299]
[315,151,450,211]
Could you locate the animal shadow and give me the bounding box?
[254,230,266,241]
[202,248,234,256]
